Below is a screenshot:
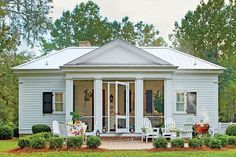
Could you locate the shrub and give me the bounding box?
[209,138,222,149]
[153,138,168,148]
[226,125,236,136]
[0,126,13,139]
[86,136,101,148]
[203,137,212,147]
[170,138,184,148]
[30,132,52,140]
[13,128,19,137]
[18,137,31,148]
[189,138,203,148]
[32,124,51,134]
[215,135,228,147]
[49,137,64,149]
[31,137,46,149]
[67,136,83,148]
[227,136,236,145]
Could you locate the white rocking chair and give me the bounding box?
[141,117,159,143]
[180,118,193,139]
[162,118,176,140]
[59,121,75,138]
[52,120,60,137]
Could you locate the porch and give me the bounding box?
[65,77,172,135]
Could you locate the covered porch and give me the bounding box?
[65,76,172,135]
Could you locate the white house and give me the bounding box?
[14,39,224,135]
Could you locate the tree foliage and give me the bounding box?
[41,1,166,53]
[0,1,43,125]
[1,0,53,46]
[170,0,236,121]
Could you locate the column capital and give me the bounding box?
[135,77,143,80]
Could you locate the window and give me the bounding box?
[176,92,185,112]
[54,92,64,112]
[176,92,197,115]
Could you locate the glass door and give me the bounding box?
[115,81,129,133]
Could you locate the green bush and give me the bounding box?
[86,136,101,148]
[215,135,228,147]
[49,137,64,149]
[227,136,236,145]
[18,137,31,148]
[0,126,13,139]
[30,132,52,140]
[32,124,51,134]
[226,125,236,136]
[189,138,203,148]
[209,138,222,149]
[67,136,83,148]
[203,137,212,147]
[31,137,46,149]
[170,138,184,148]
[153,138,168,148]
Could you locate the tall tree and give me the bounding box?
[0,1,48,126]
[41,1,166,53]
[1,0,53,46]
[170,0,236,121]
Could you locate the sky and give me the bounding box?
[51,0,201,42]
[20,0,202,53]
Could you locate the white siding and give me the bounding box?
[19,76,66,134]
[171,73,219,129]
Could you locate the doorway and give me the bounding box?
[102,81,135,133]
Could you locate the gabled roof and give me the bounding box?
[64,39,172,67]
[13,39,225,71]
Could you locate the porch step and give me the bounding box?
[101,136,141,141]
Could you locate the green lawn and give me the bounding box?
[1,140,236,157]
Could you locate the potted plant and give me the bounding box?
[70,112,82,124]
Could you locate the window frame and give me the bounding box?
[53,91,65,114]
[175,91,187,113]
[175,91,197,114]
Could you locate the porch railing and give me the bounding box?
[218,122,236,134]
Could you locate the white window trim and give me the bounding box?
[53,91,65,114]
[175,91,187,113]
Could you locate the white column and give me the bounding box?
[94,79,103,132]
[164,79,172,120]
[135,78,143,133]
[65,79,73,122]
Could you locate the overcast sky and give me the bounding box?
[20,0,202,53]
[51,0,201,42]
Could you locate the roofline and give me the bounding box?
[12,47,97,70]
[166,47,226,70]
[62,64,177,68]
[64,39,173,66]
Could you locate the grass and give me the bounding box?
[1,140,236,157]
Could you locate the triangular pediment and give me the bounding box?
[64,39,172,66]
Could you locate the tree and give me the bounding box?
[170,0,236,121]
[1,0,53,46]
[0,1,46,125]
[41,1,166,53]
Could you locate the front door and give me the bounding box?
[115,81,129,133]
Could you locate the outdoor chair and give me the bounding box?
[179,117,193,139]
[52,120,60,137]
[59,121,75,138]
[162,118,176,140]
[141,117,159,143]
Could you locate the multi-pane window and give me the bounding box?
[176,92,185,112]
[176,92,197,115]
[54,92,63,112]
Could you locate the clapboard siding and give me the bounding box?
[19,76,66,134]
[171,73,219,129]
